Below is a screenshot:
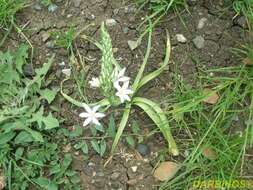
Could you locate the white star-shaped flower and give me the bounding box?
[113,67,130,88]
[89,77,100,88]
[115,81,134,103]
[79,104,105,127]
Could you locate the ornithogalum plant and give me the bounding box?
[61,22,179,156]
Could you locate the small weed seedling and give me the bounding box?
[61,22,179,156]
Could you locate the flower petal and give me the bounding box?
[83,117,92,127]
[82,103,92,113]
[92,105,101,112]
[95,112,105,118]
[117,76,130,83]
[114,81,121,90]
[92,117,101,126]
[118,67,126,77]
[79,112,90,118]
[123,94,131,101]
[122,80,130,89]
[125,89,134,95]
[118,95,125,103]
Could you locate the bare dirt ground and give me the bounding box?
[4,0,248,189]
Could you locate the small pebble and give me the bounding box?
[88,162,95,166]
[123,27,129,34]
[42,32,50,42]
[234,16,248,29]
[175,34,187,43]
[137,144,150,156]
[23,64,35,77]
[45,41,55,49]
[193,36,205,49]
[127,40,139,50]
[113,9,119,15]
[73,0,81,7]
[58,61,65,67]
[197,18,207,29]
[90,14,95,20]
[97,172,104,177]
[48,4,58,12]
[105,19,117,27]
[67,14,72,18]
[131,166,138,173]
[33,3,42,11]
[111,172,121,180]
[187,0,197,6]
[62,68,71,77]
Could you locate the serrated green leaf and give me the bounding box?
[90,126,97,136]
[43,113,59,130]
[48,182,58,190]
[126,136,135,147]
[15,147,24,159]
[81,141,88,154]
[39,89,57,104]
[49,164,61,175]
[91,140,100,154]
[95,124,104,132]
[0,131,16,145]
[15,43,29,74]
[69,125,83,138]
[14,131,33,144]
[100,140,106,156]
[63,154,72,169]
[131,120,140,134]
[32,109,59,130]
[70,174,81,184]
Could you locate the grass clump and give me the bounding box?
[233,0,253,27]
[158,57,253,189]
[0,0,24,27]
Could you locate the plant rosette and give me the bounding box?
[61,22,179,156]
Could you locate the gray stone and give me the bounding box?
[235,16,248,29]
[197,18,208,29]
[124,5,137,14]
[113,9,119,15]
[137,144,150,156]
[187,0,197,6]
[23,64,35,77]
[48,4,58,12]
[175,34,187,43]
[46,41,55,49]
[105,19,117,27]
[193,36,205,49]
[127,40,139,50]
[73,0,81,7]
[123,27,129,34]
[111,172,121,180]
[33,3,42,11]
[42,32,50,42]
[97,172,104,177]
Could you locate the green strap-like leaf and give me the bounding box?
[137,30,171,90]
[133,97,178,156]
[111,103,131,154]
[132,22,152,92]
